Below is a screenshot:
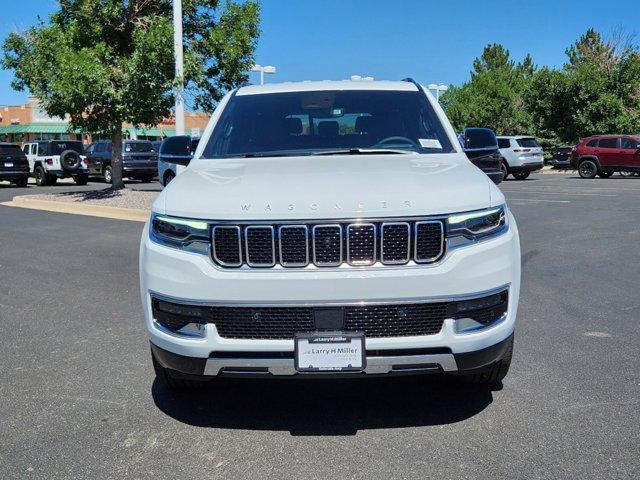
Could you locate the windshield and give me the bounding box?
[49,141,84,155]
[124,141,153,153]
[203,89,454,158]
[517,138,539,148]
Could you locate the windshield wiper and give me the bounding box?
[312,148,414,156]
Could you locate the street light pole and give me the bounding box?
[251,64,277,85]
[427,83,449,102]
[173,0,185,136]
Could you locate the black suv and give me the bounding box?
[85,139,158,183]
[0,143,29,187]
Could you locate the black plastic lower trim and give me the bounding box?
[150,342,207,375]
[510,163,543,173]
[453,333,513,371]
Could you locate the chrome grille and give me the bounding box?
[278,226,308,266]
[313,225,342,266]
[212,226,242,267]
[381,222,410,264]
[209,219,445,268]
[415,221,444,262]
[245,226,275,267]
[347,223,376,265]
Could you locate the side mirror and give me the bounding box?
[159,135,192,166]
[463,128,498,151]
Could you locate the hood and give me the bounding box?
[156,153,494,220]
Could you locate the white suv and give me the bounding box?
[140,79,521,389]
[497,136,544,180]
[23,140,89,186]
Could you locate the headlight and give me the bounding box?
[446,205,507,245]
[149,213,210,254]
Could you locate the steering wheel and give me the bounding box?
[372,136,419,148]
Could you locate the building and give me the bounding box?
[0,97,209,145]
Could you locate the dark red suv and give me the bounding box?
[571,135,640,178]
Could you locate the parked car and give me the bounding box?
[497,136,544,180]
[85,139,157,183]
[552,146,573,169]
[142,79,520,390]
[459,128,504,184]
[571,135,640,178]
[23,140,89,186]
[0,142,29,187]
[158,136,199,186]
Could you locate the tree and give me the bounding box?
[526,28,640,144]
[441,44,535,135]
[2,0,260,189]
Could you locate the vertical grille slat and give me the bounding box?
[312,225,343,266]
[279,226,309,267]
[245,226,275,267]
[415,221,444,262]
[347,223,376,266]
[210,219,445,268]
[381,222,410,264]
[212,226,242,267]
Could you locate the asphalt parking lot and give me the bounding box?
[1,172,639,479]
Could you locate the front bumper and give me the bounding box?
[140,212,521,377]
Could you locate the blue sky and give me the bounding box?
[0,0,636,106]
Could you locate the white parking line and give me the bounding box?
[501,190,616,197]
[507,198,570,203]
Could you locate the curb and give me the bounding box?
[1,195,149,223]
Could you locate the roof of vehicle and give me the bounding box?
[496,135,536,139]
[236,80,420,96]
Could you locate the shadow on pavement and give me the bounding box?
[152,376,496,436]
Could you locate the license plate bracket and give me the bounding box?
[294,332,365,373]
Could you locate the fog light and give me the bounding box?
[454,317,491,334]
[157,300,204,318]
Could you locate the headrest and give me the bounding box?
[318,121,339,137]
[355,116,374,133]
[284,117,303,135]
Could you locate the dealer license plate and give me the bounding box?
[295,332,365,372]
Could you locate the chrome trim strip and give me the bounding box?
[380,222,410,265]
[312,224,343,267]
[346,223,376,266]
[245,225,276,267]
[149,283,510,308]
[278,225,309,267]
[211,225,242,267]
[203,353,458,376]
[414,221,444,263]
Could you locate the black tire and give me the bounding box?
[34,166,47,186]
[74,174,89,186]
[163,170,175,186]
[500,162,509,180]
[103,165,113,184]
[460,336,513,386]
[512,171,530,180]
[598,171,613,178]
[13,176,28,188]
[578,159,598,179]
[151,350,203,391]
[59,150,81,172]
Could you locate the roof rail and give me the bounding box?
[401,77,420,88]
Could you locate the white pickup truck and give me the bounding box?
[140,79,521,390]
[23,140,89,186]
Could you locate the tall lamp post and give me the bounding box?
[251,64,276,85]
[427,83,449,102]
[173,0,185,136]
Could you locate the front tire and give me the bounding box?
[500,162,509,180]
[578,159,598,179]
[163,170,175,186]
[13,176,28,188]
[103,166,113,184]
[34,166,47,186]
[74,174,89,186]
[512,171,530,180]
